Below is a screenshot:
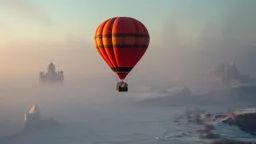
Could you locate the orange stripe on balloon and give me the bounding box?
[93,17,150,80]
[102,18,118,68]
[94,20,115,68]
[94,33,149,39]
[96,49,113,68]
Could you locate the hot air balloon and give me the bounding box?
[94,16,150,92]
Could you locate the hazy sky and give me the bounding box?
[0,0,255,89]
[1,0,256,133]
[0,0,255,46]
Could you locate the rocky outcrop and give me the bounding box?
[137,83,256,106]
[24,105,41,129]
[219,108,256,135]
[200,108,256,136]
[207,62,255,88]
[24,105,60,131]
[176,108,256,143]
[0,105,60,143]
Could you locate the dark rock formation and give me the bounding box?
[219,108,256,135]
[200,108,256,136]
[24,105,60,131]
[198,124,220,139]
[0,105,61,143]
[207,62,256,89]
[211,140,254,144]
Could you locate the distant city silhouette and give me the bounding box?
[39,62,64,83]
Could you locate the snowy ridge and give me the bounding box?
[232,82,256,88]
[0,105,60,144]
[212,122,256,142]
[233,108,256,115]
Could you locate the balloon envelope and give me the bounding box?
[94,17,150,80]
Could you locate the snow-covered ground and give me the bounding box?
[0,76,256,144]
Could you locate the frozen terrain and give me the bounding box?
[0,76,255,144]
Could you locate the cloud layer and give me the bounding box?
[0,0,51,24]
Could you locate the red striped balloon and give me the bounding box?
[94,17,150,80]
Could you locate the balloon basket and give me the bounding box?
[116,86,128,92]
